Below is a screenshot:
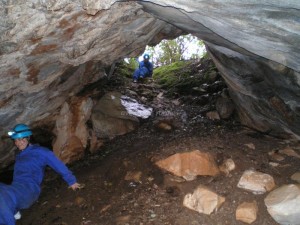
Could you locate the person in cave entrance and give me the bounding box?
[0,124,82,225]
[132,53,153,83]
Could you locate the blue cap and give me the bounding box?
[8,124,32,140]
[143,54,150,59]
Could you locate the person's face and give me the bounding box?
[14,138,29,151]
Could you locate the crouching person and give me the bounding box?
[0,124,82,225]
[132,53,153,83]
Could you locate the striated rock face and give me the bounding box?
[0,1,300,167]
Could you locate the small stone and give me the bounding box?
[279,147,300,159]
[244,143,255,150]
[219,158,235,175]
[265,184,300,225]
[291,172,300,183]
[183,186,225,215]
[206,111,220,120]
[236,201,258,224]
[237,170,275,194]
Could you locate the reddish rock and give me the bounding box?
[156,150,220,181]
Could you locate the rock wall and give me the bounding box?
[0,0,299,167]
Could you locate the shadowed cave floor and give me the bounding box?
[16,111,299,225]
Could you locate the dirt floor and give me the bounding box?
[16,100,300,225]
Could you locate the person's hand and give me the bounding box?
[69,182,85,190]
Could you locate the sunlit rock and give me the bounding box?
[237,170,275,195]
[265,184,300,225]
[183,186,225,215]
[236,201,258,224]
[155,150,220,181]
[120,95,153,119]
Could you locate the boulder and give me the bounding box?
[183,186,225,215]
[265,184,300,225]
[291,172,300,183]
[236,201,258,224]
[52,97,93,163]
[156,150,220,181]
[237,170,275,194]
[91,92,140,139]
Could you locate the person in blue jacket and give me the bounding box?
[0,124,82,225]
[132,53,153,83]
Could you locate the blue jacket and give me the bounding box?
[139,61,153,76]
[13,144,76,188]
[0,144,77,225]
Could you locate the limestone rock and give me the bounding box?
[236,201,258,224]
[183,186,225,215]
[155,150,220,181]
[265,184,300,225]
[52,97,93,163]
[237,170,275,194]
[91,92,140,139]
[120,95,153,119]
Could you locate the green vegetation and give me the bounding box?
[114,58,137,78]
[153,60,200,94]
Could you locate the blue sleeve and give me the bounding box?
[139,61,144,69]
[44,150,77,186]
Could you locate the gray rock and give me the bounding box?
[265,184,300,225]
